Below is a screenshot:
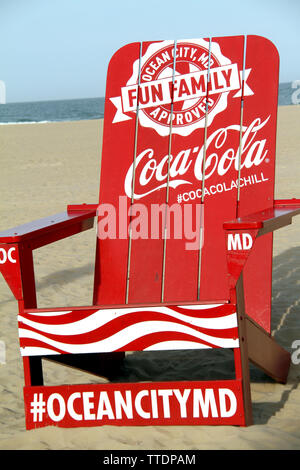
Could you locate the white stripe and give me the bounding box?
[20,346,59,355]
[177,303,223,309]
[144,341,212,351]
[25,310,72,317]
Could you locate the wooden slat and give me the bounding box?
[163,37,211,303]
[23,298,228,314]
[237,36,280,332]
[246,315,291,383]
[195,36,245,302]
[126,40,176,305]
[93,42,142,306]
[224,204,300,230]
[235,274,253,426]
[0,210,96,243]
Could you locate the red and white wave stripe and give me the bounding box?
[18,303,239,356]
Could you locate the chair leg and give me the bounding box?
[246,317,291,383]
[235,274,253,426]
[233,269,291,427]
[18,245,45,387]
[23,356,44,386]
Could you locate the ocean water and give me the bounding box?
[0,97,105,124]
[0,82,297,124]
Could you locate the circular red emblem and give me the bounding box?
[140,42,221,131]
[127,39,233,136]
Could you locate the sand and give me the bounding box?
[0,105,299,450]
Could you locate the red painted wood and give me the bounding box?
[180,36,244,300]
[274,199,300,206]
[18,244,38,310]
[224,204,300,230]
[225,229,259,290]
[0,243,23,299]
[193,35,245,302]
[94,36,250,306]
[0,210,96,243]
[23,379,245,429]
[23,298,229,314]
[93,42,141,305]
[238,36,279,332]
[67,204,99,212]
[0,35,287,334]
[91,35,285,333]
[126,40,174,304]
[162,37,211,303]
[23,358,34,387]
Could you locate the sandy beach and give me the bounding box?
[0,105,300,450]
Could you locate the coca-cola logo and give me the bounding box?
[111,39,253,136]
[124,116,270,200]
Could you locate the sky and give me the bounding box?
[1,0,299,103]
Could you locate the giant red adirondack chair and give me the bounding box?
[0,35,299,428]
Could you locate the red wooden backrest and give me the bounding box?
[93,35,279,333]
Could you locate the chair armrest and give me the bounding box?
[223,199,300,236]
[0,205,98,249]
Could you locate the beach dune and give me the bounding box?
[0,106,300,449]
